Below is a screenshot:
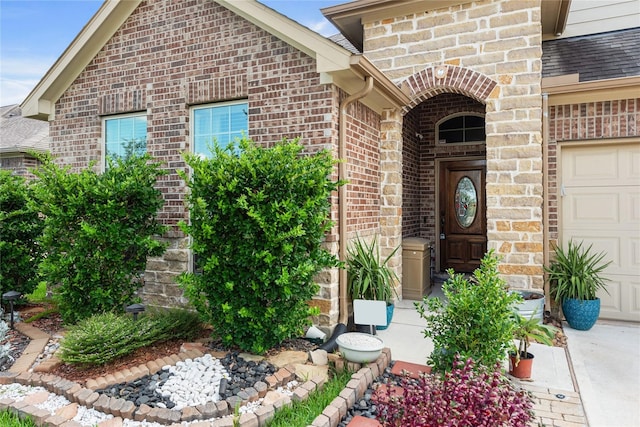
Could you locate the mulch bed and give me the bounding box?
[2,303,318,384]
[1,302,565,383]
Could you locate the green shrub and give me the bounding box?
[59,309,202,365]
[416,251,521,372]
[0,171,44,299]
[146,307,204,342]
[31,151,167,324]
[178,138,341,354]
[26,282,48,303]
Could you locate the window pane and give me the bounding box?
[194,109,210,135]
[230,104,247,133]
[193,102,247,156]
[465,115,485,128]
[211,108,228,135]
[195,136,211,156]
[438,114,485,144]
[466,128,486,142]
[440,116,464,130]
[105,115,147,161]
[439,129,464,143]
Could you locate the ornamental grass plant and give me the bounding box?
[346,235,399,303]
[59,308,202,366]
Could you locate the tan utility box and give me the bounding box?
[402,237,431,300]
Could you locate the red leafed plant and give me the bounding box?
[373,356,535,427]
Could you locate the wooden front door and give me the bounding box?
[439,159,487,273]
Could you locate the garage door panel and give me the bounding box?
[631,281,640,321]
[599,279,622,313]
[561,142,640,322]
[632,192,640,223]
[599,279,640,322]
[563,188,639,227]
[563,144,639,186]
[562,231,639,275]
[563,191,619,225]
[563,148,618,184]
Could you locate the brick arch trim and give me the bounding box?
[401,65,497,113]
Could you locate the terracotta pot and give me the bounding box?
[509,352,534,379]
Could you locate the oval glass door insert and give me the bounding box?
[455,176,477,228]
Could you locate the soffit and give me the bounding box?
[323,0,570,52]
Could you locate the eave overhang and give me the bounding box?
[542,75,640,105]
[20,0,143,120]
[21,0,407,121]
[323,0,571,52]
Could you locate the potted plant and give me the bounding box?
[546,240,611,331]
[511,289,545,323]
[509,309,558,379]
[346,235,399,330]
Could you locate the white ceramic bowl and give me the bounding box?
[336,332,384,363]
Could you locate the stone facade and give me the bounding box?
[364,0,544,288]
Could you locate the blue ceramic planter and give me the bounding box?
[562,297,600,330]
[376,303,395,330]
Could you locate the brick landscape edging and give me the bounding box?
[0,345,393,427]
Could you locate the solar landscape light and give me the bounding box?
[2,291,22,329]
[125,303,145,321]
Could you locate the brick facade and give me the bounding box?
[546,98,640,245]
[0,155,42,179]
[49,0,342,310]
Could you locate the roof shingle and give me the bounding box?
[542,27,640,81]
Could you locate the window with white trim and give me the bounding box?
[436,113,485,144]
[192,101,248,157]
[103,113,147,167]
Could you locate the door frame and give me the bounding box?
[435,156,486,273]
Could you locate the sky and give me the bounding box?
[0,0,345,107]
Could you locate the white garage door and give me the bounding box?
[561,142,640,322]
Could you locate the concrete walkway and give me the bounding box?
[563,320,640,427]
[378,296,640,427]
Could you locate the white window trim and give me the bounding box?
[101,111,148,172]
[435,112,486,145]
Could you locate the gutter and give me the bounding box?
[542,93,550,309]
[338,76,374,326]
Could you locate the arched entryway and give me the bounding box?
[402,94,487,274]
[398,66,497,279]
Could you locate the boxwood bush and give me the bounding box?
[178,138,341,354]
[417,251,521,372]
[31,151,167,324]
[0,171,44,298]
